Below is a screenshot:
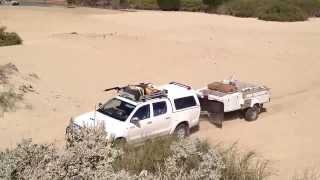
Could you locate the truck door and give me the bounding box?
[149,100,172,137]
[127,104,152,142]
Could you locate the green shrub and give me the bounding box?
[0,26,22,47]
[217,0,259,17]
[128,0,159,9]
[111,0,120,8]
[120,0,129,8]
[257,0,308,22]
[157,0,181,10]
[180,0,206,11]
[288,0,320,16]
[66,0,76,6]
[203,0,228,9]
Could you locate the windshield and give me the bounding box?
[97,98,136,121]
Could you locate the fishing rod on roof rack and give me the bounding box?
[104,83,150,92]
[103,83,168,101]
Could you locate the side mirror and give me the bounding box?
[131,117,139,123]
[98,102,103,109]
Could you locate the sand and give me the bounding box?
[1,6,320,179]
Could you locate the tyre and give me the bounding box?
[174,123,189,139]
[244,107,259,121]
[114,138,126,146]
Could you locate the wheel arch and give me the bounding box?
[171,121,189,134]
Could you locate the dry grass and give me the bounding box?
[292,169,320,180]
[0,123,275,179]
[218,143,273,180]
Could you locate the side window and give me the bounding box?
[153,101,167,116]
[131,104,150,121]
[174,96,197,110]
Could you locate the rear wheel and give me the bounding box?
[244,107,259,121]
[174,123,189,139]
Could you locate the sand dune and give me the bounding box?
[1,6,320,179]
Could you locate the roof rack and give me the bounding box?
[169,81,191,90]
[140,90,168,101]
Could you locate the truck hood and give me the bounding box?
[73,111,126,135]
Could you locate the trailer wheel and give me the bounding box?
[244,107,259,121]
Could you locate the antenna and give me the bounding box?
[93,104,96,126]
[229,74,235,81]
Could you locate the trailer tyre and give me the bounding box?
[244,107,259,121]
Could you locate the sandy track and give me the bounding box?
[1,6,320,179]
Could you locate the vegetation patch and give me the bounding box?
[257,0,308,22]
[128,0,159,9]
[68,0,320,21]
[157,0,181,10]
[0,89,23,115]
[0,63,36,115]
[216,0,318,21]
[1,124,274,179]
[217,0,259,17]
[180,0,206,11]
[218,143,273,180]
[0,26,22,47]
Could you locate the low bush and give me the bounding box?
[128,0,159,9]
[257,0,308,22]
[203,0,229,11]
[157,0,181,10]
[288,0,320,16]
[216,0,315,21]
[113,136,176,174]
[1,124,274,180]
[0,89,23,115]
[180,0,206,11]
[0,26,22,47]
[217,0,259,17]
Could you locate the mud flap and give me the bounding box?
[199,97,224,128]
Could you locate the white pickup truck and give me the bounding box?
[66,82,201,143]
[66,80,270,143]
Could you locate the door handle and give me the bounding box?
[147,121,152,124]
[165,117,171,120]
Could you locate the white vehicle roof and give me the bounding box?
[115,83,196,105]
[159,84,196,99]
[116,96,139,106]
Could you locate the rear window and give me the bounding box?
[174,96,197,110]
[153,101,167,116]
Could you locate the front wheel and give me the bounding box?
[113,138,126,146]
[174,123,189,139]
[244,107,259,121]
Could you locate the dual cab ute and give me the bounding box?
[66,82,201,143]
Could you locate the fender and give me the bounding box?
[170,121,189,134]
